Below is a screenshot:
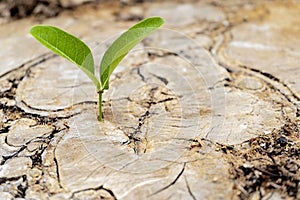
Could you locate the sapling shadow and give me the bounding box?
[30,17,164,121]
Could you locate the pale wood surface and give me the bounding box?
[0,1,299,199]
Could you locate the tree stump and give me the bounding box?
[0,1,299,199]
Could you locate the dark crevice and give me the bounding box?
[28,126,67,192]
[73,100,97,106]
[0,53,69,127]
[150,73,169,85]
[211,24,300,114]
[136,67,146,82]
[0,54,55,107]
[20,100,68,112]
[147,51,178,58]
[124,85,178,154]
[109,97,131,102]
[150,162,186,196]
[0,175,28,198]
[48,124,70,192]
[207,10,296,117]
[0,53,54,79]
[2,103,57,124]
[0,174,25,184]
[1,145,27,165]
[1,125,64,165]
[1,99,80,130]
[170,124,194,128]
[30,144,47,167]
[53,156,63,189]
[0,126,10,134]
[217,61,234,73]
[240,64,300,103]
[247,67,280,82]
[1,126,66,197]
[185,176,197,200]
[128,110,150,154]
[156,97,176,104]
[139,98,176,108]
[102,187,118,200]
[70,185,117,200]
[15,175,28,198]
[20,99,97,113]
[216,58,299,114]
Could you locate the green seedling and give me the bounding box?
[30,17,164,121]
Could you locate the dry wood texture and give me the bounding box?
[0,1,299,199]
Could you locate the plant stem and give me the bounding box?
[98,91,103,121]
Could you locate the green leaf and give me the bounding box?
[30,25,100,90]
[100,17,164,90]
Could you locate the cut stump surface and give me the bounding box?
[0,1,299,199]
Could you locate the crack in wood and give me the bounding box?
[123,85,179,154]
[211,23,300,116]
[1,144,27,165]
[70,185,117,200]
[1,126,64,164]
[53,156,64,190]
[206,5,300,113]
[184,175,197,200]
[0,175,28,198]
[0,53,55,79]
[240,64,300,105]
[128,110,150,155]
[50,126,70,192]
[136,67,146,82]
[16,175,28,198]
[0,124,68,199]
[0,53,74,126]
[150,162,186,196]
[30,144,47,167]
[150,73,169,85]
[146,51,178,58]
[20,99,97,114]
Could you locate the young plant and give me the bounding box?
[30,17,164,121]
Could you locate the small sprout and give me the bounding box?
[30,17,164,121]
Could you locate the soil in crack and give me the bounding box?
[220,118,300,199]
